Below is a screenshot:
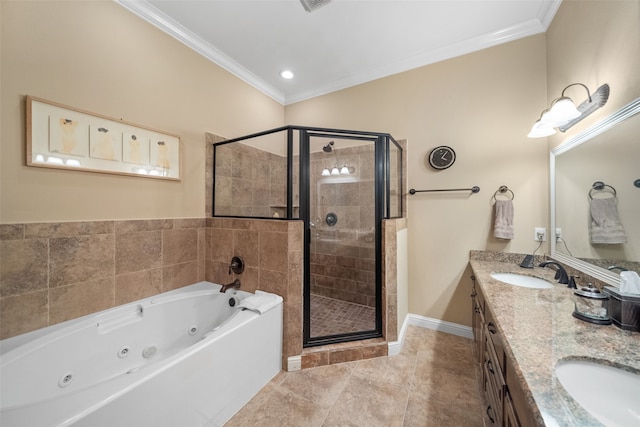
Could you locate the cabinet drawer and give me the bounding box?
[485,318,506,374]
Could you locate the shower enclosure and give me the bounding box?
[212,126,402,347]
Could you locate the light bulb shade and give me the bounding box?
[340,166,350,175]
[321,168,330,176]
[331,167,340,175]
[543,97,581,125]
[527,120,556,138]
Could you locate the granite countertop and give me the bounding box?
[469,252,640,427]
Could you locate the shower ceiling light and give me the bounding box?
[528,83,610,138]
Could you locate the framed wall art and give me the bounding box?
[26,96,181,180]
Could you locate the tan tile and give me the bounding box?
[115,231,161,275]
[281,362,356,406]
[254,220,288,233]
[162,260,199,291]
[329,347,363,364]
[0,291,48,339]
[288,221,304,251]
[228,385,329,427]
[1,238,48,297]
[0,224,24,240]
[25,221,113,238]
[323,372,408,427]
[224,382,280,427]
[50,234,114,287]
[362,343,388,360]
[49,277,114,324]
[208,227,234,263]
[235,265,258,293]
[411,362,480,405]
[197,228,206,281]
[162,228,198,265]
[114,269,163,305]
[233,229,259,267]
[403,393,484,427]
[173,218,205,229]
[114,219,172,234]
[355,351,414,392]
[302,351,330,369]
[258,269,288,297]
[259,231,288,272]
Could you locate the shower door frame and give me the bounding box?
[301,129,385,347]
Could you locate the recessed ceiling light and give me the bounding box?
[280,70,294,79]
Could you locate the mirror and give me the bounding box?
[551,97,640,287]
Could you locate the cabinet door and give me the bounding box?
[472,297,484,363]
[504,390,521,427]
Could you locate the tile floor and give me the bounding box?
[225,325,485,426]
[310,294,376,337]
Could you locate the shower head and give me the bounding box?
[322,141,334,153]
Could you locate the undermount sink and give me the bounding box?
[490,272,554,289]
[555,360,640,427]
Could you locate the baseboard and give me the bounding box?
[388,313,473,355]
[408,314,473,339]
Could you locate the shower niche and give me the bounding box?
[212,126,402,347]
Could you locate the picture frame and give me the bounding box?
[26,96,181,180]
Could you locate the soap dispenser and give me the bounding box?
[572,281,612,325]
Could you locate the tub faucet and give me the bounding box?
[608,265,629,272]
[220,279,241,293]
[538,261,569,285]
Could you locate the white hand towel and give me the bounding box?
[494,200,514,240]
[237,290,283,314]
[620,271,640,296]
[589,198,627,244]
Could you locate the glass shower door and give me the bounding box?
[306,134,378,343]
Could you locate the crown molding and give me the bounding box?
[114,0,286,105]
[116,0,561,106]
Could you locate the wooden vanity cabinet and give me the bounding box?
[472,279,533,427]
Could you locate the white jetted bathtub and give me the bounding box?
[0,282,283,427]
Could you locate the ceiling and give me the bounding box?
[116,0,562,105]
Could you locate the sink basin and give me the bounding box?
[490,272,554,289]
[555,360,640,427]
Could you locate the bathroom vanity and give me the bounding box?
[469,251,640,427]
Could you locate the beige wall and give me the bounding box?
[0,1,283,223]
[546,0,640,149]
[286,35,549,326]
[286,1,640,328]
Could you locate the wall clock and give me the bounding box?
[426,146,456,170]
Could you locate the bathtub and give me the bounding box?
[0,282,283,427]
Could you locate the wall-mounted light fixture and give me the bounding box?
[527,83,610,138]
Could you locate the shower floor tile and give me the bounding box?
[310,294,375,337]
[225,326,486,427]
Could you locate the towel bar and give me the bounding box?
[589,181,617,199]
[409,186,480,194]
[492,185,514,202]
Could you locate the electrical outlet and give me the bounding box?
[555,228,562,241]
[534,227,547,242]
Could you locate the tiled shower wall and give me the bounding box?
[0,219,207,340]
[213,141,290,218]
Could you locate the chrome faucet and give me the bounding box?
[608,265,629,272]
[538,261,569,285]
[220,279,241,293]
